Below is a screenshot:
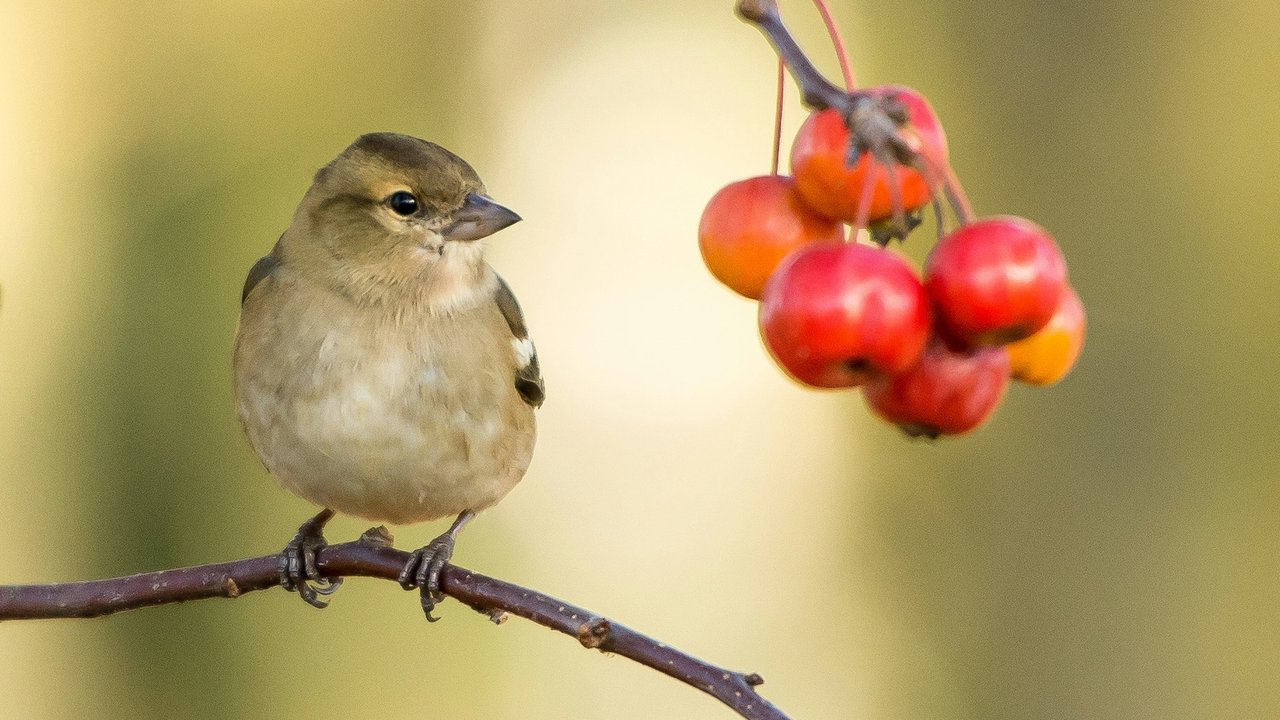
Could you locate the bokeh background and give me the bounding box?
[2,1,1278,718]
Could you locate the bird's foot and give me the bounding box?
[398,510,476,622]
[398,535,455,622]
[279,508,342,609]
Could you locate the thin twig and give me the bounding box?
[737,0,853,114]
[0,539,789,720]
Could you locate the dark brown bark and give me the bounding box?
[0,536,788,720]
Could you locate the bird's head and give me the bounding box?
[283,132,521,310]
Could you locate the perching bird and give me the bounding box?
[234,133,542,619]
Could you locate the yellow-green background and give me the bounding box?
[2,1,1277,718]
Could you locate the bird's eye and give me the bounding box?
[387,191,419,216]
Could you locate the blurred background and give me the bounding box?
[2,1,1278,718]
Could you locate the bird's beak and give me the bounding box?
[441,193,521,243]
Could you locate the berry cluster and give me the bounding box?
[700,2,1085,439]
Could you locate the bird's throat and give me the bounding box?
[417,242,493,315]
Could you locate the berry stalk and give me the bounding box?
[771,57,785,175]
[811,0,856,90]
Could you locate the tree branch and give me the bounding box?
[0,534,789,720]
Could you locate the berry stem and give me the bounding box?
[915,151,976,230]
[811,0,856,90]
[771,57,784,175]
[941,163,976,225]
[853,165,875,231]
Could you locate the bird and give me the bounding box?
[233,132,543,619]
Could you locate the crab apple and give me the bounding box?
[790,85,949,225]
[698,175,846,299]
[864,340,1011,438]
[926,216,1068,347]
[1007,286,1086,385]
[759,243,931,389]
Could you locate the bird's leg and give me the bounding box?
[279,508,342,608]
[399,510,476,622]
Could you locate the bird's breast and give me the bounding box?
[235,296,535,525]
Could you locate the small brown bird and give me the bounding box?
[234,133,542,618]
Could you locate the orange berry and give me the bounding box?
[698,175,844,300]
[1006,286,1086,385]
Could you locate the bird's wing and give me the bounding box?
[493,274,545,408]
[241,239,283,304]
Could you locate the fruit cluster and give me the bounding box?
[699,52,1084,438]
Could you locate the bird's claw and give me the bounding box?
[279,509,341,609]
[398,533,457,622]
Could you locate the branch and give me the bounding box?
[737,0,854,114]
[0,534,789,720]
[735,0,911,169]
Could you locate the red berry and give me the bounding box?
[790,85,948,224]
[1006,285,1086,385]
[759,243,931,388]
[699,176,845,299]
[864,340,1011,438]
[925,216,1068,347]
